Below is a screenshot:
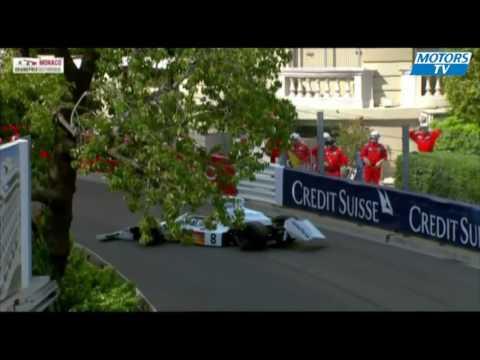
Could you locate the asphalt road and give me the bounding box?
[72,177,480,311]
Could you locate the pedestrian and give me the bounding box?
[311,132,349,177]
[409,122,442,153]
[360,130,388,185]
[264,137,281,164]
[288,133,311,170]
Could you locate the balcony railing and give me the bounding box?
[277,67,374,109]
[400,69,448,109]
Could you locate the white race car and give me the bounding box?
[96,197,326,250]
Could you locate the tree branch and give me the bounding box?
[55,111,79,140]
[52,48,79,84]
[107,147,144,174]
[147,59,197,104]
[172,61,197,90]
[53,48,99,100]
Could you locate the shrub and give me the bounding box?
[431,115,480,156]
[56,247,144,312]
[443,48,480,126]
[33,216,147,312]
[336,119,371,166]
[395,151,480,205]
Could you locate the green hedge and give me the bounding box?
[33,225,148,312]
[395,151,480,205]
[56,247,146,312]
[443,48,480,126]
[432,116,480,156]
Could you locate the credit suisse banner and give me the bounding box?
[280,167,480,252]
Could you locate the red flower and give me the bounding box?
[39,150,50,159]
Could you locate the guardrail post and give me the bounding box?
[317,111,325,175]
[274,165,284,206]
[279,151,287,167]
[402,125,409,191]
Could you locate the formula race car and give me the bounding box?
[96,197,326,250]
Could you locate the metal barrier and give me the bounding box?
[237,163,279,205]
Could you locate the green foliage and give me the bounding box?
[57,247,142,312]
[77,48,297,242]
[431,115,480,156]
[336,119,370,166]
[2,48,297,247]
[138,215,159,246]
[32,207,55,276]
[33,213,144,312]
[395,151,480,205]
[443,48,480,125]
[0,49,73,189]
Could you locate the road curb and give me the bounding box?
[244,199,480,270]
[74,243,157,312]
[79,173,108,184]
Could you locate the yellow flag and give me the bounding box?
[288,151,302,168]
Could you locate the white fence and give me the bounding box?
[0,139,58,312]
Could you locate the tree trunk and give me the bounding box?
[45,116,78,278]
[44,49,97,277]
[48,196,74,278]
[18,48,98,278]
[46,179,76,278]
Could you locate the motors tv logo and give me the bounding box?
[411,52,472,76]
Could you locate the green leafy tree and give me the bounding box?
[432,115,480,156]
[336,118,370,166]
[1,48,98,277]
[443,48,480,124]
[0,48,296,276]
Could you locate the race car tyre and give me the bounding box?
[272,215,295,247]
[130,227,166,245]
[151,227,167,245]
[235,222,268,251]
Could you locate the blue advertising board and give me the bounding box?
[281,167,480,252]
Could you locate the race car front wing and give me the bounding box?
[284,218,326,242]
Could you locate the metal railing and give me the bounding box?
[237,163,278,204]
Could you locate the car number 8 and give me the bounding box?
[210,233,217,244]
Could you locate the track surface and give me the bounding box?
[72,178,480,311]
